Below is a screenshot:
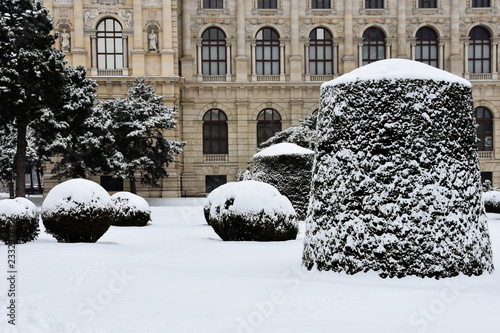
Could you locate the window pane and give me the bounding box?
[116,55,123,68]
[107,55,115,69]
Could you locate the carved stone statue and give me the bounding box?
[149,30,158,52]
[60,29,71,52]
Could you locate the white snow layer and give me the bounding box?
[0,197,37,218]
[42,178,112,213]
[111,192,151,213]
[1,203,499,333]
[208,180,295,217]
[254,142,314,158]
[325,58,471,87]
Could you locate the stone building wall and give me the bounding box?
[43,0,500,196]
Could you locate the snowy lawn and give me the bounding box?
[1,200,500,333]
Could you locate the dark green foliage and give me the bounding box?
[0,214,39,245]
[303,76,494,278]
[99,78,185,193]
[42,205,113,243]
[260,113,318,149]
[253,149,314,220]
[112,210,151,227]
[209,211,298,242]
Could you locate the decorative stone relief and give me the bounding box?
[84,8,99,29]
[91,0,125,4]
[118,9,133,30]
[143,0,162,5]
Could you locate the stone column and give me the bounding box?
[358,43,363,67]
[72,0,87,65]
[180,0,194,80]
[197,43,203,77]
[343,0,356,72]
[333,43,338,75]
[464,42,469,76]
[410,42,415,61]
[492,42,498,80]
[130,0,145,76]
[251,43,256,79]
[289,0,303,81]
[122,36,129,75]
[226,43,232,80]
[439,43,445,70]
[304,43,310,75]
[386,43,391,59]
[235,0,248,81]
[280,43,285,81]
[161,0,175,76]
[449,0,462,74]
[397,1,407,58]
[91,35,97,75]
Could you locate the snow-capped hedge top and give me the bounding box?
[0,197,37,218]
[42,179,112,213]
[324,59,471,88]
[111,192,150,213]
[208,180,295,217]
[254,142,314,158]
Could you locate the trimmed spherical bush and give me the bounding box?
[302,59,494,278]
[111,192,151,226]
[41,179,113,243]
[207,181,298,241]
[0,198,39,244]
[253,143,314,220]
[483,191,500,213]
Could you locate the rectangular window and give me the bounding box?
[419,0,437,8]
[100,176,124,192]
[472,0,491,7]
[258,0,278,9]
[365,0,383,9]
[204,0,223,9]
[311,0,331,9]
[206,175,227,193]
[481,172,493,185]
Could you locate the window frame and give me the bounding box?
[311,0,331,9]
[96,18,124,70]
[476,107,494,151]
[365,0,384,9]
[472,0,491,7]
[203,0,224,9]
[309,28,334,75]
[257,109,282,147]
[468,26,491,74]
[415,27,439,68]
[418,0,437,8]
[362,27,386,66]
[255,28,280,76]
[258,0,278,9]
[201,28,227,76]
[203,109,229,155]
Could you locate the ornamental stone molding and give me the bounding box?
[91,0,125,4]
[83,7,133,30]
[143,0,162,5]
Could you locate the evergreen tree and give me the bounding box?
[0,0,67,196]
[101,78,185,194]
[259,113,317,149]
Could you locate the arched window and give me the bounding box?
[419,0,437,8]
[257,109,282,147]
[476,107,493,151]
[256,28,280,75]
[365,0,383,8]
[97,19,123,70]
[202,28,226,75]
[362,27,385,65]
[312,0,331,8]
[204,0,223,9]
[258,0,277,8]
[415,27,438,68]
[472,0,490,7]
[203,109,228,154]
[468,26,491,74]
[309,28,333,75]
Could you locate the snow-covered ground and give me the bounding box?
[1,200,500,333]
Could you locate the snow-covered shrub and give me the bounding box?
[41,179,113,243]
[303,59,494,278]
[483,191,500,213]
[206,181,298,241]
[111,192,151,226]
[0,198,39,244]
[253,143,314,220]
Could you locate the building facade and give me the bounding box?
[44,0,500,196]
